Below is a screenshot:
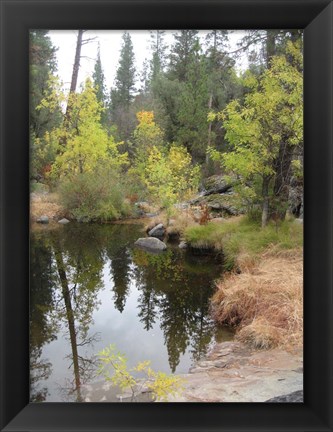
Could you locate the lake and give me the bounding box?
[30,222,233,402]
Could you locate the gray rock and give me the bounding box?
[208,202,223,210]
[179,241,188,249]
[135,201,149,208]
[294,218,303,224]
[58,218,70,224]
[36,215,49,224]
[145,212,159,218]
[135,237,167,252]
[174,202,190,210]
[148,223,165,238]
[265,390,303,403]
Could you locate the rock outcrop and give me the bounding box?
[167,341,303,402]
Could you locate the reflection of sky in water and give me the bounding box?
[31,224,233,402]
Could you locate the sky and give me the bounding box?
[48,30,248,95]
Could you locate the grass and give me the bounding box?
[144,209,197,238]
[211,252,303,350]
[30,192,65,222]
[185,216,303,350]
[184,216,303,270]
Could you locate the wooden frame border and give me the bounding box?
[0,1,332,431]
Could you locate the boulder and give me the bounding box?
[36,215,49,224]
[265,390,303,403]
[58,218,70,224]
[179,241,188,249]
[135,237,167,252]
[148,223,165,238]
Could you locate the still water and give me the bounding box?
[30,222,233,402]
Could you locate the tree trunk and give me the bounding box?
[64,30,84,123]
[206,93,213,165]
[273,139,294,220]
[266,30,277,67]
[53,243,82,402]
[261,176,270,228]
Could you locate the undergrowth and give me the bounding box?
[184,216,303,270]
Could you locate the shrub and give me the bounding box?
[98,344,183,402]
[58,170,133,222]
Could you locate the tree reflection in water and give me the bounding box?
[132,248,220,372]
[30,223,228,401]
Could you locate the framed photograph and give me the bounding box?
[1,0,332,431]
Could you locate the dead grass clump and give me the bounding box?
[145,216,167,233]
[212,254,303,349]
[30,193,65,221]
[145,210,197,237]
[236,317,285,349]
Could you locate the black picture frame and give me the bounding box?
[0,0,332,431]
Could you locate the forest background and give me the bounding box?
[30,29,303,227]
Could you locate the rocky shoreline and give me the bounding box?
[81,341,303,403]
[167,341,303,402]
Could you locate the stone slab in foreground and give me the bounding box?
[167,341,303,402]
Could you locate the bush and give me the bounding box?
[58,170,133,222]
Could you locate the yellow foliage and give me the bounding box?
[98,344,183,402]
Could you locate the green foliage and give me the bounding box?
[144,145,200,218]
[209,41,303,222]
[185,216,303,270]
[168,30,199,82]
[58,169,132,222]
[92,45,108,127]
[49,79,127,180]
[133,111,164,154]
[98,344,183,402]
[150,30,167,80]
[112,32,136,108]
[176,43,210,162]
[30,30,61,137]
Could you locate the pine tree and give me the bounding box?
[92,44,108,127]
[110,32,136,142]
[168,30,199,82]
[30,30,62,180]
[111,32,136,109]
[150,30,167,80]
[30,30,60,139]
[176,41,210,163]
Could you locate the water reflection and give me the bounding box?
[30,223,232,402]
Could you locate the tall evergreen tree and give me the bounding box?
[110,32,136,142]
[150,30,167,80]
[30,30,60,139]
[92,44,107,127]
[168,30,199,82]
[30,30,62,181]
[111,32,136,109]
[176,41,210,163]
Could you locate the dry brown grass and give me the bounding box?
[212,251,303,350]
[144,210,197,237]
[30,193,65,221]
